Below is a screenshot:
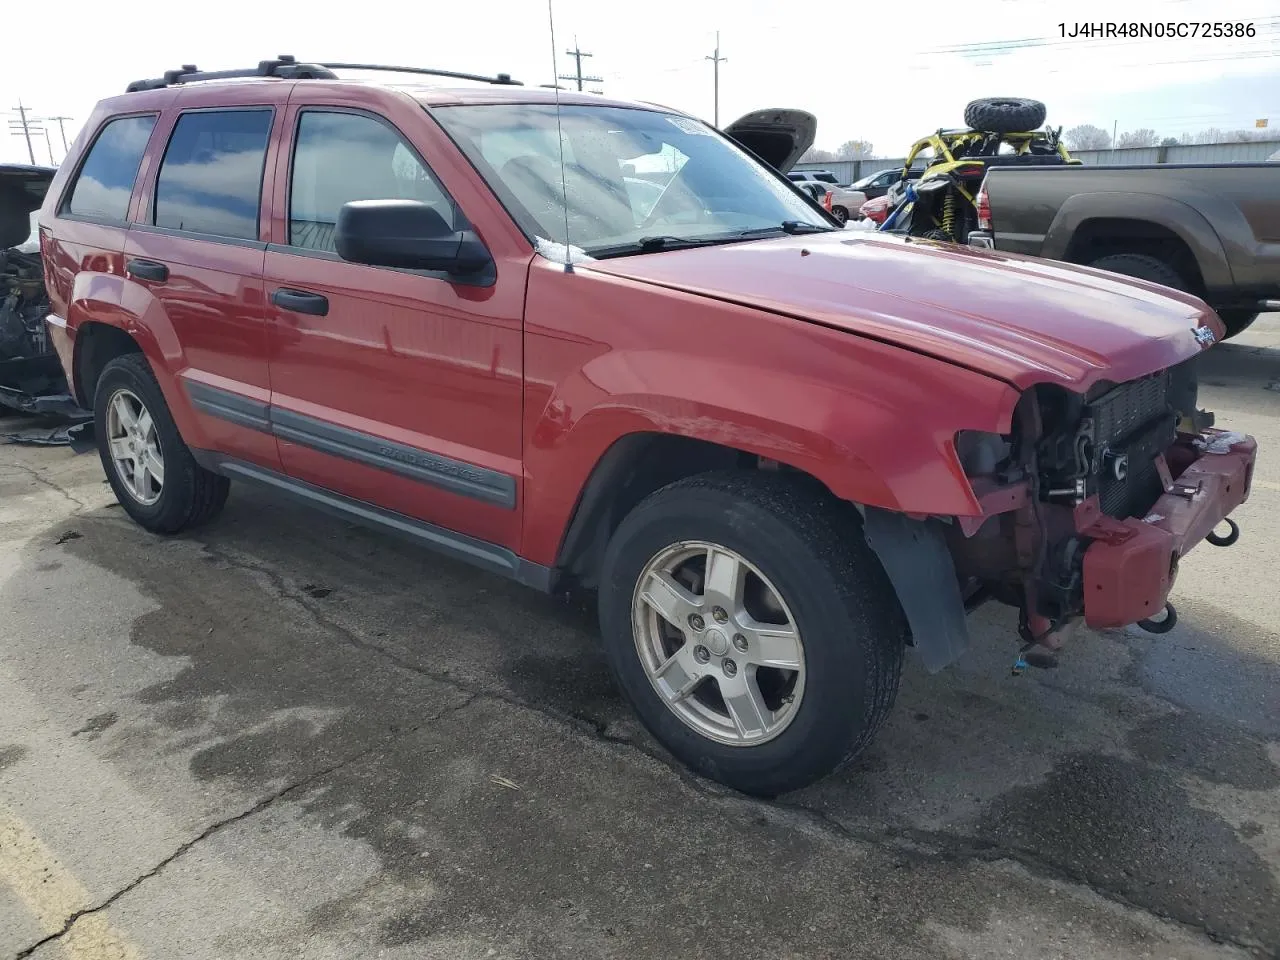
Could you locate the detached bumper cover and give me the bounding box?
[1080,429,1257,629]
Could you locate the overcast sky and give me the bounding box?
[2,0,1277,165]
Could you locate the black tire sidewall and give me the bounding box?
[599,482,891,796]
[832,206,848,223]
[964,97,1046,133]
[94,355,197,532]
[1087,253,1187,292]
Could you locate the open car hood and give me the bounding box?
[722,109,816,174]
[0,163,55,251]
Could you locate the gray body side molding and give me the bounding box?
[861,506,970,673]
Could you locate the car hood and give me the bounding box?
[722,109,816,174]
[0,163,56,251]
[584,230,1218,391]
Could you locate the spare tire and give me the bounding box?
[964,97,1047,134]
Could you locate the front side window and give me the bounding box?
[65,115,157,222]
[434,104,832,257]
[289,110,456,253]
[153,109,272,240]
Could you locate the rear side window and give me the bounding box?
[65,115,157,222]
[153,109,273,240]
[288,110,456,253]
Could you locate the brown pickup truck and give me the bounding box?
[968,163,1280,339]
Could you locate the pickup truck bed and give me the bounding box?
[968,162,1280,338]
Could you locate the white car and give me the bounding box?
[786,171,866,223]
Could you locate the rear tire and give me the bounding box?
[964,97,1046,134]
[1086,253,1188,292]
[1216,309,1259,340]
[831,205,849,224]
[94,353,229,534]
[597,471,906,797]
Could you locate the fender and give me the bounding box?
[67,270,207,448]
[1040,192,1233,292]
[520,346,1019,567]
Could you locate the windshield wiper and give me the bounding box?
[590,222,835,259]
[591,235,740,258]
[736,221,835,237]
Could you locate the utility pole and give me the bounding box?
[558,36,602,92]
[706,31,727,127]
[8,100,36,164]
[49,116,73,153]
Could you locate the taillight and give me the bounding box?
[975,182,991,231]
[823,190,832,211]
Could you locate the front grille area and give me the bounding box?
[1089,370,1175,518]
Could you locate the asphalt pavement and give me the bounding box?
[1,317,1278,960]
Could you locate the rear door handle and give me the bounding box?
[126,258,169,283]
[271,288,329,316]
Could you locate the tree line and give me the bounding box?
[1062,125,1275,150]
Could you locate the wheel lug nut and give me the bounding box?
[693,645,710,664]
[732,633,748,653]
[712,606,728,623]
[723,659,738,677]
[688,613,705,631]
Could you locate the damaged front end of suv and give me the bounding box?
[0,163,87,420]
[931,352,1254,672]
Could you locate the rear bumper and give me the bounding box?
[967,231,995,250]
[1080,429,1257,629]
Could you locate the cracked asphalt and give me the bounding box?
[2,317,1278,960]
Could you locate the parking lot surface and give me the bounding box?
[2,317,1278,960]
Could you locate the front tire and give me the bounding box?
[598,471,906,797]
[94,353,229,534]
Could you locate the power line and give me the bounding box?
[705,30,727,127]
[557,36,602,93]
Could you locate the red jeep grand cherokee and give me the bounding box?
[36,58,1256,796]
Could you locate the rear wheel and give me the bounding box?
[1086,252,1188,292]
[831,205,849,224]
[598,471,906,797]
[94,353,229,534]
[1217,309,1259,340]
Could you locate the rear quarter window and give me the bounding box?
[64,115,158,222]
[153,109,273,240]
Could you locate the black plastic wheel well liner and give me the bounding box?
[552,433,755,591]
[74,323,143,408]
[860,506,970,673]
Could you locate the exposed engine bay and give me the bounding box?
[939,354,1249,672]
[0,163,84,418]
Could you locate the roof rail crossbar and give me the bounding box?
[319,63,522,86]
[125,55,337,92]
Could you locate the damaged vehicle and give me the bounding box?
[0,164,85,417]
[38,59,1257,797]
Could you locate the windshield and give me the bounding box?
[432,103,831,256]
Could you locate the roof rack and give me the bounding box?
[125,55,522,93]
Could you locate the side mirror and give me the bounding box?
[335,200,490,274]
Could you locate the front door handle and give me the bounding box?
[271,288,329,316]
[126,258,169,283]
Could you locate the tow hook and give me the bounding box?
[1206,517,1240,547]
[1137,601,1178,635]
